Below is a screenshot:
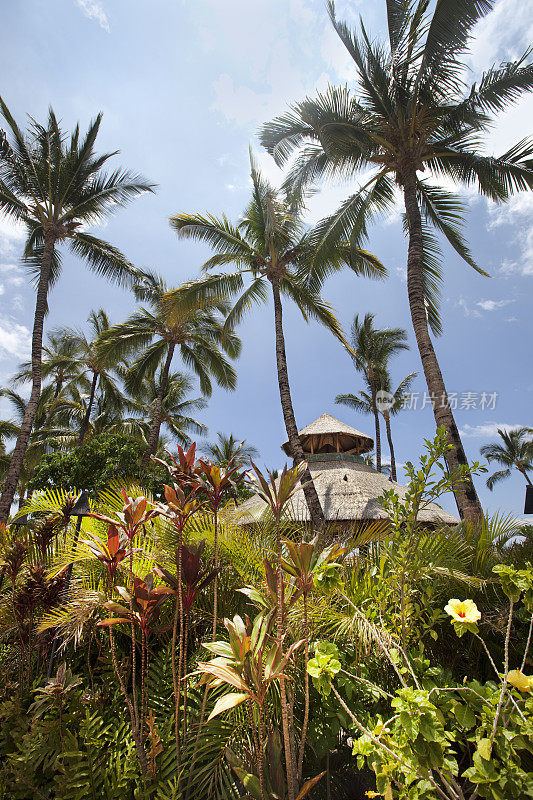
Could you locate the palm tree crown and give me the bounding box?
[260,0,533,520]
[203,432,259,467]
[57,310,125,445]
[99,270,240,465]
[481,427,533,490]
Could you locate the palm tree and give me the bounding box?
[0,101,153,520]
[55,310,125,445]
[169,153,385,528]
[335,314,407,472]
[13,331,84,429]
[99,270,240,466]
[480,427,533,490]
[335,368,415,481]
[0,420,19,481]
[202,432,259,467]
[376,368,416,482]
[260,0,533,520]
[130,371,208,448]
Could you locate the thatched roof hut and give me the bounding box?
[240,413,458,526]
[281,412,373,457]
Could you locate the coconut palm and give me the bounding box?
[13,331,84,430]
[54,310,126,445]
[0,101,153,520]
[336,367,415,481]
[0,420,19,481]
[169,153,385,528]
[480,427,533,490]
[99,270,239,466]
[129,371,207,448]
[203,432,258,467]
[335,314,408,473]
[260,0,533,520]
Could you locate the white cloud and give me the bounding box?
[488,193,533,276]
[289,0,316,27]
[0,263,24,287]
[76,0,110,32]
[0,323,31,360]
[0,216,25,259]
[476,299,514,312]
[458,295,515,316]
[459,422,525,438]
[469,0,533,73]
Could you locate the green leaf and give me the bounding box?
[477,738,492,761]
[454,704,476,730]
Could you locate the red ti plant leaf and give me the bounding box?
[90,491,159,542]
[82,524,131,584]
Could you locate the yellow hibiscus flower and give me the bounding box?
[507,669,532,693]
[444,599,481,624]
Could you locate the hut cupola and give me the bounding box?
[281,412,373,461]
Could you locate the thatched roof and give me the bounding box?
[281,413,374,456]
[239,457,458,525]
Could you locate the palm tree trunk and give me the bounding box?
[270,278,325,530]
[0,234,55,523]
[384,412,396,481]
[371,385,382,472]
[142,343,175,467]
[402,174,483,522]
[78,371,98,445]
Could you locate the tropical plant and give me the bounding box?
[0,100,153,520]
[152,448,205,782]
[129,371,208,448]
[249,460,310,800]
[197,613,306,800]
[169,152,385,529]
[13,330,84,429]
[281,538,345,780]
[203,432,259,468]
[99,269,239,466]
[28,433,167,498]
[260,0,533,521]
[327,565,533,800]
[44,311,127,445]
[334,313,408,473]
[480,426,533,490]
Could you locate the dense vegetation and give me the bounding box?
[1,0,533,798]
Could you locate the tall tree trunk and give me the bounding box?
[141,343,175,467]
[270,278,325,530]
[78,371,98,445]
[371,384,382,472]
[402,174,483,522]
[0,234,55,523]
[384,412,396,481]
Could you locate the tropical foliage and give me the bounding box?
[0,1,532,797]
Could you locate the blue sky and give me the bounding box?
[1,0,532,518]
